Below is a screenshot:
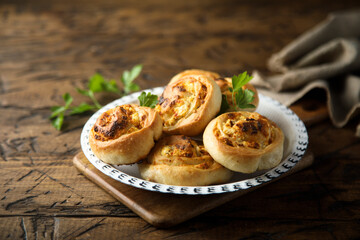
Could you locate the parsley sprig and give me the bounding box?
[223,71,255,112]
[50,65,142,130]
[138,92,158,108]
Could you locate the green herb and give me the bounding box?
[49,93,73,130]
[70,103,97,115]
[138,92,158,108]
[228,71,255,110]
[50,65,142,130]
[219,94,230,114]
[234,88,255,109]
[121,64,142,94]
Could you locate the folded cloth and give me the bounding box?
[252,10,360,132]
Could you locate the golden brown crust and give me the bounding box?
[89,104,163,165]
[215,77,259,112]
[138,135,232,186]
[155,74,222,136]
[169,69,220,85]
[203,112,284,173]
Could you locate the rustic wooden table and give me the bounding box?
[1,0,360,239]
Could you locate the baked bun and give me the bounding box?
[138,135,233,186]
[169,69,220,85]
[89,104,163,165]
[215,77,259,112]
[203,112,284,173]
[155,74,222,136]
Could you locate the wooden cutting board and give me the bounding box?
[73,98,325,228]
[74,151,313,228]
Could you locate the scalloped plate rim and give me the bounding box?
[80,87,308,195]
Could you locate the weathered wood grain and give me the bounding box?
[1,216,359,240]
[0,0,360,238]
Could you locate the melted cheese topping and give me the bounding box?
[152,136,213,169]
[214,112,275,149]
[92,105,146,141]
[156,76,207,127]
[160,139,209,158]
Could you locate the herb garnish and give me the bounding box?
[50,65,142,130]
[138,92,158,108]
[222,71,255,113]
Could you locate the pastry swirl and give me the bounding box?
[203,112,284,173]
[138,135,233,186]
[169,69,220,85]
[155,74,222,136]
[215,77,259,112]
[89,104,163,165]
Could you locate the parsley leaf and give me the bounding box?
[231,71,253,92]
[50,93,73,119]
[138,92,158,108]
[78,72,123,109]
[103,79,121,94]
[87,73,122,95]
[76,88,102,109]
[51,112,64,130]
[70,103,96,115]
[76,88,91,97]
[227,71,255,111]
[88,73,105,92]
[50,106,66,119]
[49,93,73,130]
[121,64,142,94]
[235,88,255,109]
[63,93,73,107]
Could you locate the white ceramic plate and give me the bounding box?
[80,87,308,195]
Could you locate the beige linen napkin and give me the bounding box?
[252,10,360,133]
